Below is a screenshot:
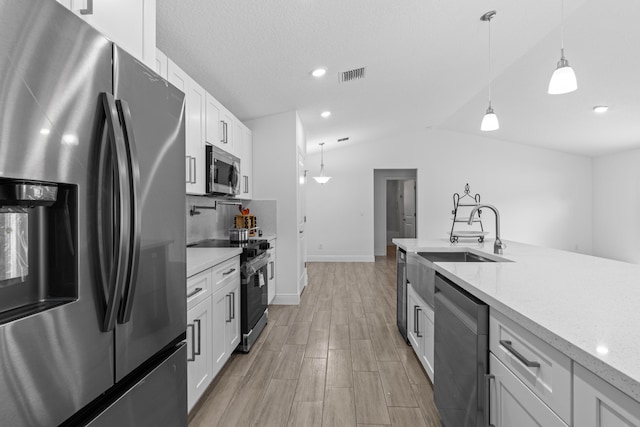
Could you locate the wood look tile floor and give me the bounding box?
[189,252,442,427]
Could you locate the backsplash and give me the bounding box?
[186,195,238,244]
[186,196,278,244]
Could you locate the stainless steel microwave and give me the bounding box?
[206,145,241,196]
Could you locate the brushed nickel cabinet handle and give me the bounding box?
[499,340,540,368]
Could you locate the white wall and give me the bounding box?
[306,128,593,261]
[593,148,640,263]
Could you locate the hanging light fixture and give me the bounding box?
[480,10,499,131]
[548,0,577,94]
[313,143,332,184]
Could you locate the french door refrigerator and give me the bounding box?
[0,1,187,426]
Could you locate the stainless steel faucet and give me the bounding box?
[468,204,506,255]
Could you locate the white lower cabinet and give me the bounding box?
[267,239,276,304]
[489,353,568,427]
[186,296,212,412]
[186,256,240,413]
[407,283,434,382]
[574,363,640,427]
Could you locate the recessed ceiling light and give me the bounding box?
[321,111,331,118]
[596,345,609,355]
[593,105,609,113]
[40,128,51,135]
[311,67,327,78]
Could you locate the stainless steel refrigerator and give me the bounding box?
[0,1,187,426]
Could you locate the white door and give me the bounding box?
[297,151,307,290]
[403,179,416,238]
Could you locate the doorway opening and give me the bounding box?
[373,169,417,257]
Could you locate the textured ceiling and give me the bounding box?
[157,0,638,157]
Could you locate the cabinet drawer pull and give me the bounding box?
[413,305,418,334]
[499,340,540,368]
[416,307,422,337]
[191,157,197,183]
[187,287,203,299]
[187,323,196,362]
[226,294,232,322]
[485,374,496,427]
[194,319,202,356]
[231,291,235,319]
[269,261,274,280]
[223,268,236,276]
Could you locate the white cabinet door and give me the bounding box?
[489,353,568,427]
[574,363,640,427]
[220,108,236,156]
[58,0,156,69]
[205,92,223,151]
[407,286,423,355]
[236,123,253,200]
[168,59,205,195]
[267,243,276,305]
[155,48,168,80]
[187,296,213,412]
[225,281,241,353]
[210,288,229,378]
[419,304,435,382]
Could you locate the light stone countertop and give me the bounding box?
[393,238,640,402]
[186,247,242,278]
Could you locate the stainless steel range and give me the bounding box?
[188,239,270,352]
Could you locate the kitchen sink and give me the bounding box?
[418,251,500,263]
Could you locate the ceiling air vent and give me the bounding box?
[339,67,366,83]
[337,137,349,143]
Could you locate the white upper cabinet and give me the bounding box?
[236,123,253,200]
[167,59,206,195]
[205,92,223,150]
[57,0,156,69]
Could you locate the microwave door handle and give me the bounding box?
[99,93,130,332]
[116,99,141,324]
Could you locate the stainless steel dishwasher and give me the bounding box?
[434,273,489,427]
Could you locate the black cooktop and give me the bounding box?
[188,239,269,262]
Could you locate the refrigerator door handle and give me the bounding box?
[99,92,131,332]
[116,99,142,324]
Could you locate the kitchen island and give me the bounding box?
[394,238,640,420]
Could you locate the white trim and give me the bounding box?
[306,254,375,262]
[271,293,300,305]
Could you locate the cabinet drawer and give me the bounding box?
[211,256,240,293]
[490,310,572,425]
[490,354,568,427]
[187,269,211,311]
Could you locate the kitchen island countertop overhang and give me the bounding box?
[393,238,640,403]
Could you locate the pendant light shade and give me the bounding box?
[548,51,577,94]
[480,11,499,132]
[481,104,499,131]
[548,0,577,94]
[313,143,332,184]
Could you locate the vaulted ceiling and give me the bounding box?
[157,0,640,157]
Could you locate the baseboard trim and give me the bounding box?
[306,255,375,262]
[272,293,300,305]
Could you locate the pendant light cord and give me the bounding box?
[488,16,492,104]
[560,0,565,56]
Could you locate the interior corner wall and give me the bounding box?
[593,148,640,263]
[305,128,593,261]
[246,111,301,303]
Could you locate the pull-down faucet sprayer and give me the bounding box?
[468,204,506,255]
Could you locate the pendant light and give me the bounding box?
[313,143,332,184]
[548,0,577,94]
[480,11,499,132]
